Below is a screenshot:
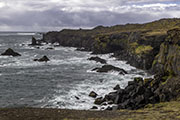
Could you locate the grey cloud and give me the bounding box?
[0,0,179,31]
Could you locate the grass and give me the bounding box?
[135,45,153,55]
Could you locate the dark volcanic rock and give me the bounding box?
[97,73,177,110]
[94,97,104,105]
[32,37,37,45]
[34,56,50,62]
[88,56,107,64]
[91,106,98,109]
[1,48,21,57]
[75,96,80,100]
[92,65,127,74]
[30,37,41,46]
[113,84,120,90]
[89,91,98,98]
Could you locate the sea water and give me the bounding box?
[0,32,151,110]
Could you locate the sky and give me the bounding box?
[0,0,179,31]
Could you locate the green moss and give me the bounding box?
[135,45,153,55]
[152,59,157,66]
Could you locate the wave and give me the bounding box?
[0,32,36,36]
[16,32,36,36]
[43,53,152,110]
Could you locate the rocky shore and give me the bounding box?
[39,18,180,110]
[1,18,180,119]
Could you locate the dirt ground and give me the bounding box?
[1,101,180,120]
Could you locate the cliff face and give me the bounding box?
[42,18,180,70]
[152,28,180,76]
[150,28,180,99]
[42,30,166,70]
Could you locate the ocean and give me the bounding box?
[0,32,151,110]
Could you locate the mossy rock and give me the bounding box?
[135,45,153,55]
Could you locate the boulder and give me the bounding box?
[104,92,117,102]
[34,56,50,62]
[88,56,107,64]
[75,96,80,100]
[89,91,98,98]
[94,97,104,105]
[113,84,120,90]
[1,48,21,57]
[92,65,127,74]
[91,106,98,109]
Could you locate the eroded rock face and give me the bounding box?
[88,56,107,64]
[1,48,21,57]
[92,65,127,75]
[152,28,180,76]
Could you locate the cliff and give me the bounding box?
[42,18,180,70]
[151,28,180,99]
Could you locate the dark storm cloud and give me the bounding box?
[0,0,179,31]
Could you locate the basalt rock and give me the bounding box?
[34,56,50,62]
[89,91,98,98]
[92,65,127,75]
[94,97,104,105]
[97,74,175,110]
[91,106,98,109]
[88,56,107,64]
[113,84,120,90]
[1,48,21,57]
[30,37,41,46]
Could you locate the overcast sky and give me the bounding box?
[0,0,179,31]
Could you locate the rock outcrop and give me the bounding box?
[92,65,127,74]
[88,56,107,64]
[1,48,21,57]
[152,28,180,76]
[30,37,41,46]
[34,56,50,62]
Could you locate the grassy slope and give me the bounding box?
[1,100,180,120]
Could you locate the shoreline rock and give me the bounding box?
[29,37,42,46]
[1,48,21,57]
[88,56,107,64]
[34,56,50,62]
[89,91,98,98]
[92,65,127,75]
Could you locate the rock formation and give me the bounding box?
[1,48,21,57]
[88,56,107,64]
[92,65,127,74]
[34,56,50,62]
